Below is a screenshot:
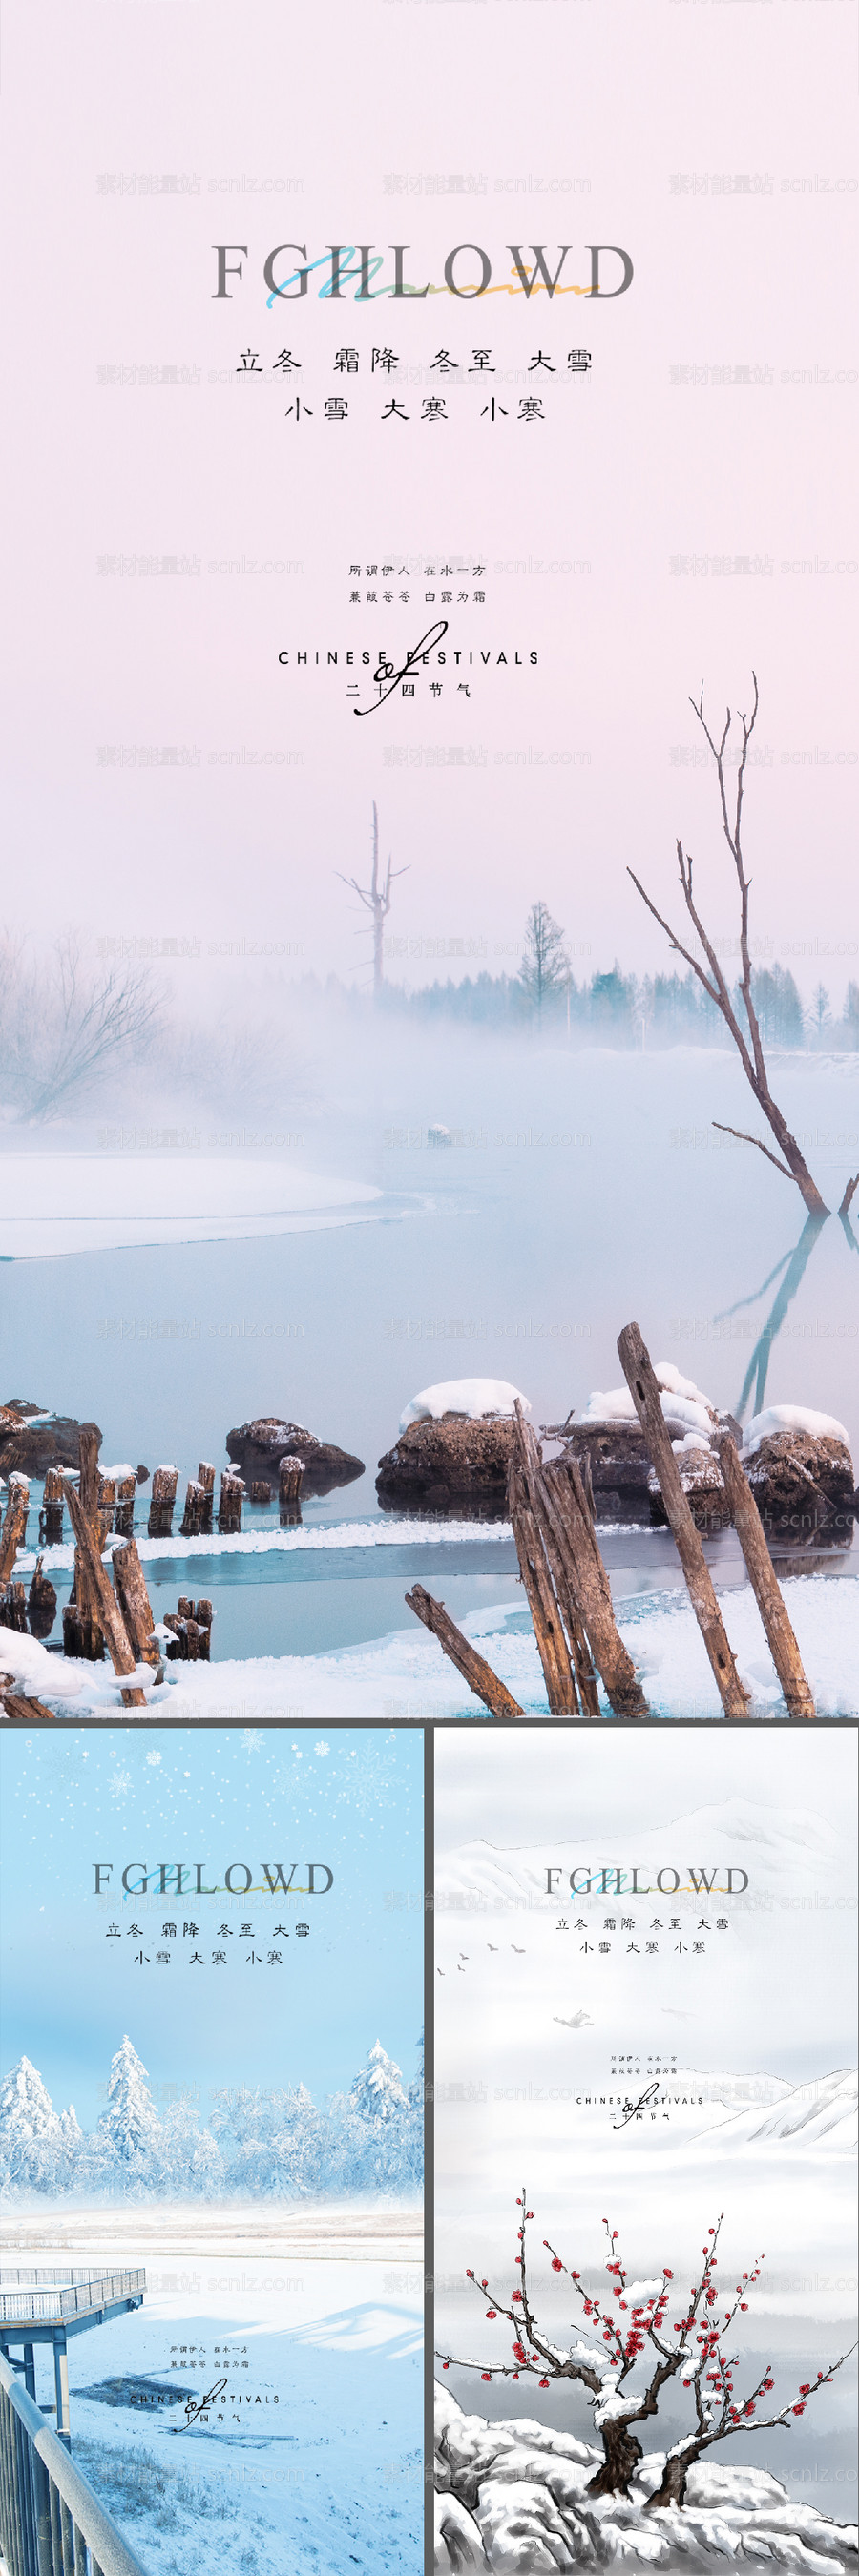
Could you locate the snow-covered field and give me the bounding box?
[1,2214,423,2576]
[434,2384,859,2572]
[0,1153,382,1257]
[4,1574,857,1716]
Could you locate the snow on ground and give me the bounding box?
[434,2384,859,2572]
[0,1153,381,1257]
[3,1576,856,1718]
[3,2219,422,2576]
[398,1381,531,1429]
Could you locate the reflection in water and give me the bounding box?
[713,1213,828,1423]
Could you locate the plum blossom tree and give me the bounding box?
[435,2193,857,2507]
[644,2231,858,2509]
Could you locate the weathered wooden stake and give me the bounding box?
[97,1475,116,1541]
[279,1455,304,1526]
[149,1465,178,1539]
[715,1431,816,1717]
[618,1322,750,1719]
[115,1474,136,1539]
[198,1464,216,1534]
[40,1467,65,1546]
[249,1480,272,1505]
[73,1426,105,1658]
[28,1557,57,1641]
[112,1536,160,1669]
[0,1672,56,1723]
[508,1432,578,1714]
[219,1472,244,1534]
[513,1407,648,1717]
[195,1599,213,1660]
[64,1482,146,1706]
[180,1479,206,1538]
[0,1582,28,1632]
[405,1584,524,1716]
[0,1479,30,1586]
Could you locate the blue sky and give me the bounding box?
[0,1727,423,2126]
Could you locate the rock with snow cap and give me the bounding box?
[378,1381,531,1518]
[739,1409,854,1541]
[226,1415,364,1496]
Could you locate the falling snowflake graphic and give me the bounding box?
[242,1730,264,1752]
[314,1741,330,1757]
[336,1734,400,1817]
[145,1751,162,1767]
[109,1769,134,1799]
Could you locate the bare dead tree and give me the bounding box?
[2,929,162,1121]
[628,680,828,1216]
[336,801,408,999]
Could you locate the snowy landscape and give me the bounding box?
[435,2382,858,2572]
[1,2223,422,2576]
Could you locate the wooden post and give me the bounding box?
[28,1557,58,1641]
[540,1453,650,1718]
[112,1536,160,1668]
[405,1584,525,1716]
[715,1431,816,1718]
[508,1436,578,1714]
[249,1480,272,1505]
[115,1474,136,1538]
[0,1478,30,1586]
[0,1673,57,1721]
[219,1472,244,1533]
[40,1466,65,1546]
[618,1323,750,1719]
[97,1474,116,1542]
[63,1482,146,1705]
[195,1599,213,1660]
[180,1479,205,1537]
[0,1582,28,1632]
[198,1463,216,1534]
[149,1465,178,1538]
[511,1406,650,1718]
[73,1425,104,1657]
[279,1455,304,1525]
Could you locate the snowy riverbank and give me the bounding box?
[2,1575,856,1717]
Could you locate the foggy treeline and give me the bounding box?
[1,920,857,1126]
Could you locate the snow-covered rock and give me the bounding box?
[743,1406,850,1455]
[399,1381,531,1431]
[434,2386,859,2571]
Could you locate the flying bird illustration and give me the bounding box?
[553,2011,594,2029]
[459,1953,469,1960]
[488,1944,499,1952]
[512,1945,525,1953]
[457,1963,466,1972]
[437,1967,445,1976]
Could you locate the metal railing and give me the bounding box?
[0,2276,145,2327]
[0,2350,151,2576]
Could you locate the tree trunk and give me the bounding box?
[406,1583,524,1716]
[750,1078,828,1217]
[644,2442,702,2511]
[585,2420,643,2498]
[715,1431,815,1716]
[617,1324,750,1717]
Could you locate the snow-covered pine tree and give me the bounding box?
[0,2057,65,2193]
[349,2041,409,2126]
[161,2097,225,2198]
[95,2038,165,2194]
